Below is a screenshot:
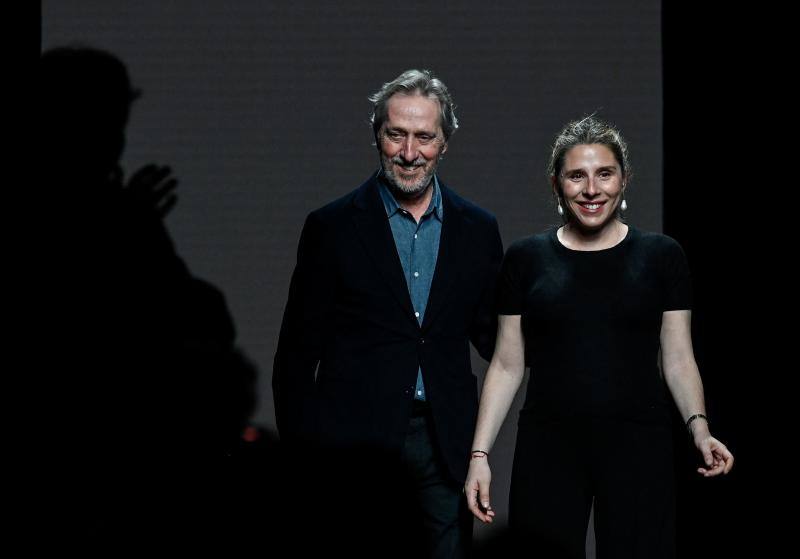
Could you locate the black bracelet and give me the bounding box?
[685,413,708,431]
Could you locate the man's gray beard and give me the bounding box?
[381,158,437,199]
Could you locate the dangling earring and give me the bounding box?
[557,201,564,216]
[620,183,628,211]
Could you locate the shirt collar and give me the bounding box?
[377,172,443,221]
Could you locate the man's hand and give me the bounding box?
[121,164,179,218]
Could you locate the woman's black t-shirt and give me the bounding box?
[496,225,692,425]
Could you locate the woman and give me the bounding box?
[465,116,733,558]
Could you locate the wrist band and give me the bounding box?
[470,449,489,459]
[685,413,708,431]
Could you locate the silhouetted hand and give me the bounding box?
[116,164,178,218]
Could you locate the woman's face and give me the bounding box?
[555,143,625,232]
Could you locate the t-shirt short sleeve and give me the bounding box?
[496,241,526,315]
[662,237,692,311]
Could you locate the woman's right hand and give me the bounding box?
[465,456,495,523]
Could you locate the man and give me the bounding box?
[273,69,503,558]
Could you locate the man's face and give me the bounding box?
[378,93,447,197]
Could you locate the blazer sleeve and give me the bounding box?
[272,211,333,444]
[469,215,504,362]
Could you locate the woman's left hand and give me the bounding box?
[694,435,734,477]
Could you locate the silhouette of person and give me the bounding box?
[40,46,279,550]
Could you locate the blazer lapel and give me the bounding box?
[351,177,416,323]
[421,185,466,331]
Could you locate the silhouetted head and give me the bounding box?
[40,46,140,184]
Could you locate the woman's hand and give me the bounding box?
[694,434,735,477]
[465,455,496,523]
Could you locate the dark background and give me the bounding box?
[663,3,774,555]
[41,0,766,555]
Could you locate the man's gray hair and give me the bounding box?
[369,69,458,141]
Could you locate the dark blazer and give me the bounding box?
[273,174,503,483]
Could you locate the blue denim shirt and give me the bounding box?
[378,175,443,401]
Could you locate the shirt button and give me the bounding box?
[413,271,419,278]
[414,234,418,239]
[419,338,425,344]
[414,311,420,318]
